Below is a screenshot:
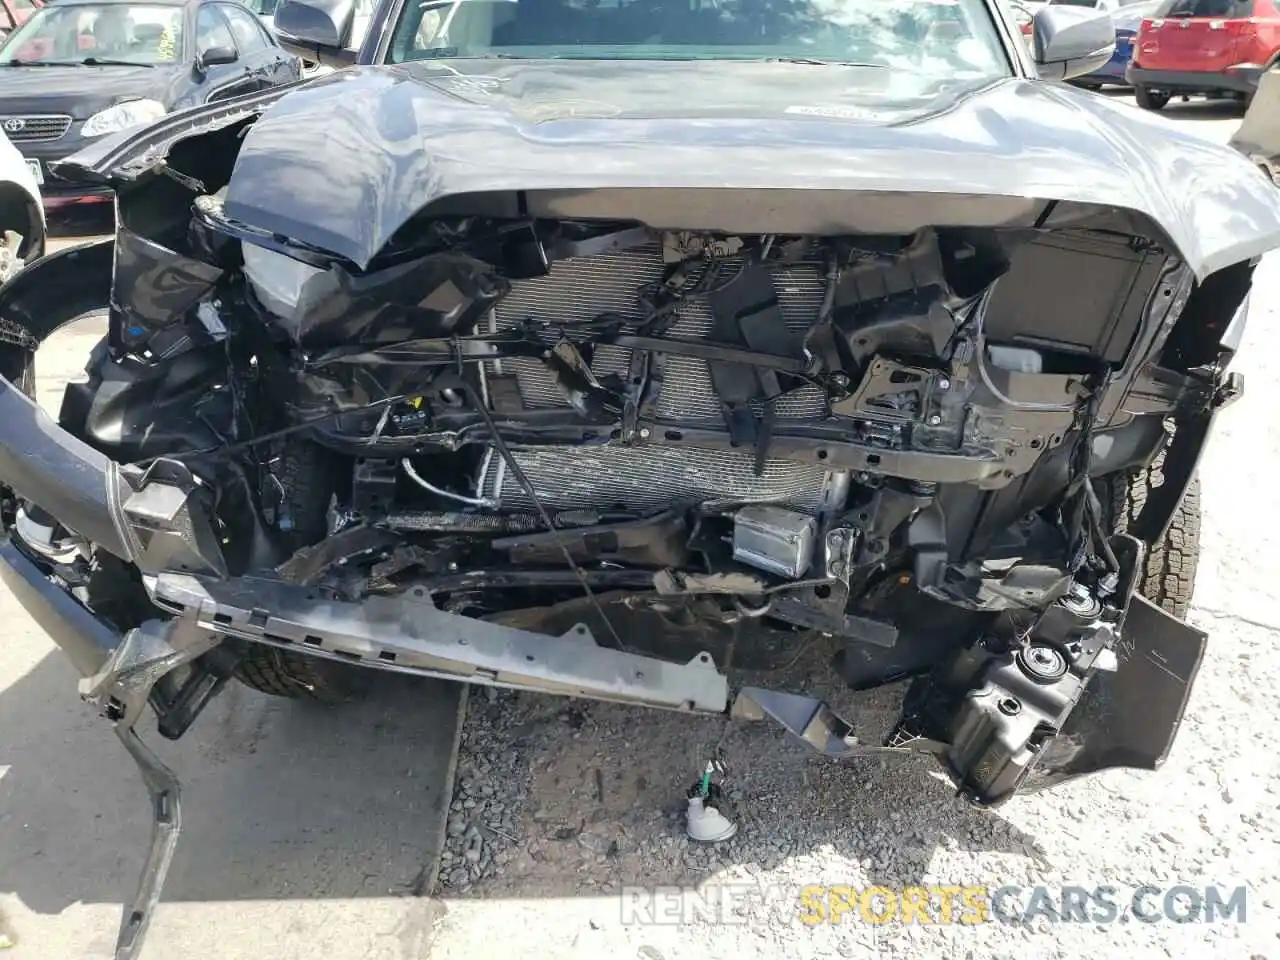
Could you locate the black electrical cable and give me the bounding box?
[455,379,627,650]
[126,394,408,468]
[1084,481,1121,575]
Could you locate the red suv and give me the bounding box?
[0,0,41,40]
[1127,0,1280,109]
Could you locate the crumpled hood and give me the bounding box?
[217,59,1280,277]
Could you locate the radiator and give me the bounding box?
[479,241,840,513]
[487,242,829,420]
[476,443,842,514]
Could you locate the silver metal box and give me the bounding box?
[732,505,817,580]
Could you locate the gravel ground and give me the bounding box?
[3,99,1278,959]
[428,101,1280,959]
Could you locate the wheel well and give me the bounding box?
[0,182,44,261]
[1159,260,1254,370]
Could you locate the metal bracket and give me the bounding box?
[78,620,223,960]
[1212,370,1243,410]
[150,573,730,714]
[731,687,946,759]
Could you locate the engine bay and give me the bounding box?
[0,163,1220,815]
[55,201,1190,658]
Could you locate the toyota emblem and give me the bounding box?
[2,118,24,133]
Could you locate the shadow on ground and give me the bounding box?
[0,650,463,914]
[1159,98,1247,121]
[1096,87,1246,121]
[433,633,1049,901]
[0,645,1046,921]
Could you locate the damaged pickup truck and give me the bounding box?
[1,0,1279,954]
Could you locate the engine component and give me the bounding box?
[484,241,828,421]
[475,443,839,513]
[908,581,1121,805]
[384,509,601,533]
[731,504,818,579]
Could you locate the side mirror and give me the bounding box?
[275,0,357,67]
[1032,6,1116,81]
[198,45,238,69]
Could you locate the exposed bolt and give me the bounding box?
[1028,647,1058,669]
[639,428,651,439]
[997,697,1022,716]
[938,378,951,390]
[927,414,942,426]
[448,561,459,572]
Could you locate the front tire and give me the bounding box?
[236,645,371,702]
[233,437,366,701]
[1135,86,1171,111]
[1097,465,1201,619]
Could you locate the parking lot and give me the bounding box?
[2,91,1278,960]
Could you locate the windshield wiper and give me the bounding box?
[763,57,888,67]
[80,57,155,67]
[0,58,59,66]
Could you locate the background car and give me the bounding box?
[0,127,42,280]
[1070,0,1163,87]
[1010,0,1045,42]
[1127,0,1280,111]
[0,0,43,42]
[0,0,303,207]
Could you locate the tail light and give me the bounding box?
[1021,20,1033,35]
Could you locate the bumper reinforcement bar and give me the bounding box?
[148,571,731,714]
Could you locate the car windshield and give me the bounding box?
[1156,0,1251,13]
[385,0,1012,78]
[0,2,183,65]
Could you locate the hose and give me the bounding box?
[400,456,496,508]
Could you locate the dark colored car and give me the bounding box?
[1229,59,1280,178]
[1127,0,1280,109]
[0,0,302,205]
[1,0,1278,955]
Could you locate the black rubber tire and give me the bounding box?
[1135,86,1171,111]
[234,438,364,701]
[274,435,346,554]
[236,645,370,702]
[1097,464,1201,620]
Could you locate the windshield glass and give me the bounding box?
[386,0,1012,78]
[0,3,184,64]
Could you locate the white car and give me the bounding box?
[0,130,43,285]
